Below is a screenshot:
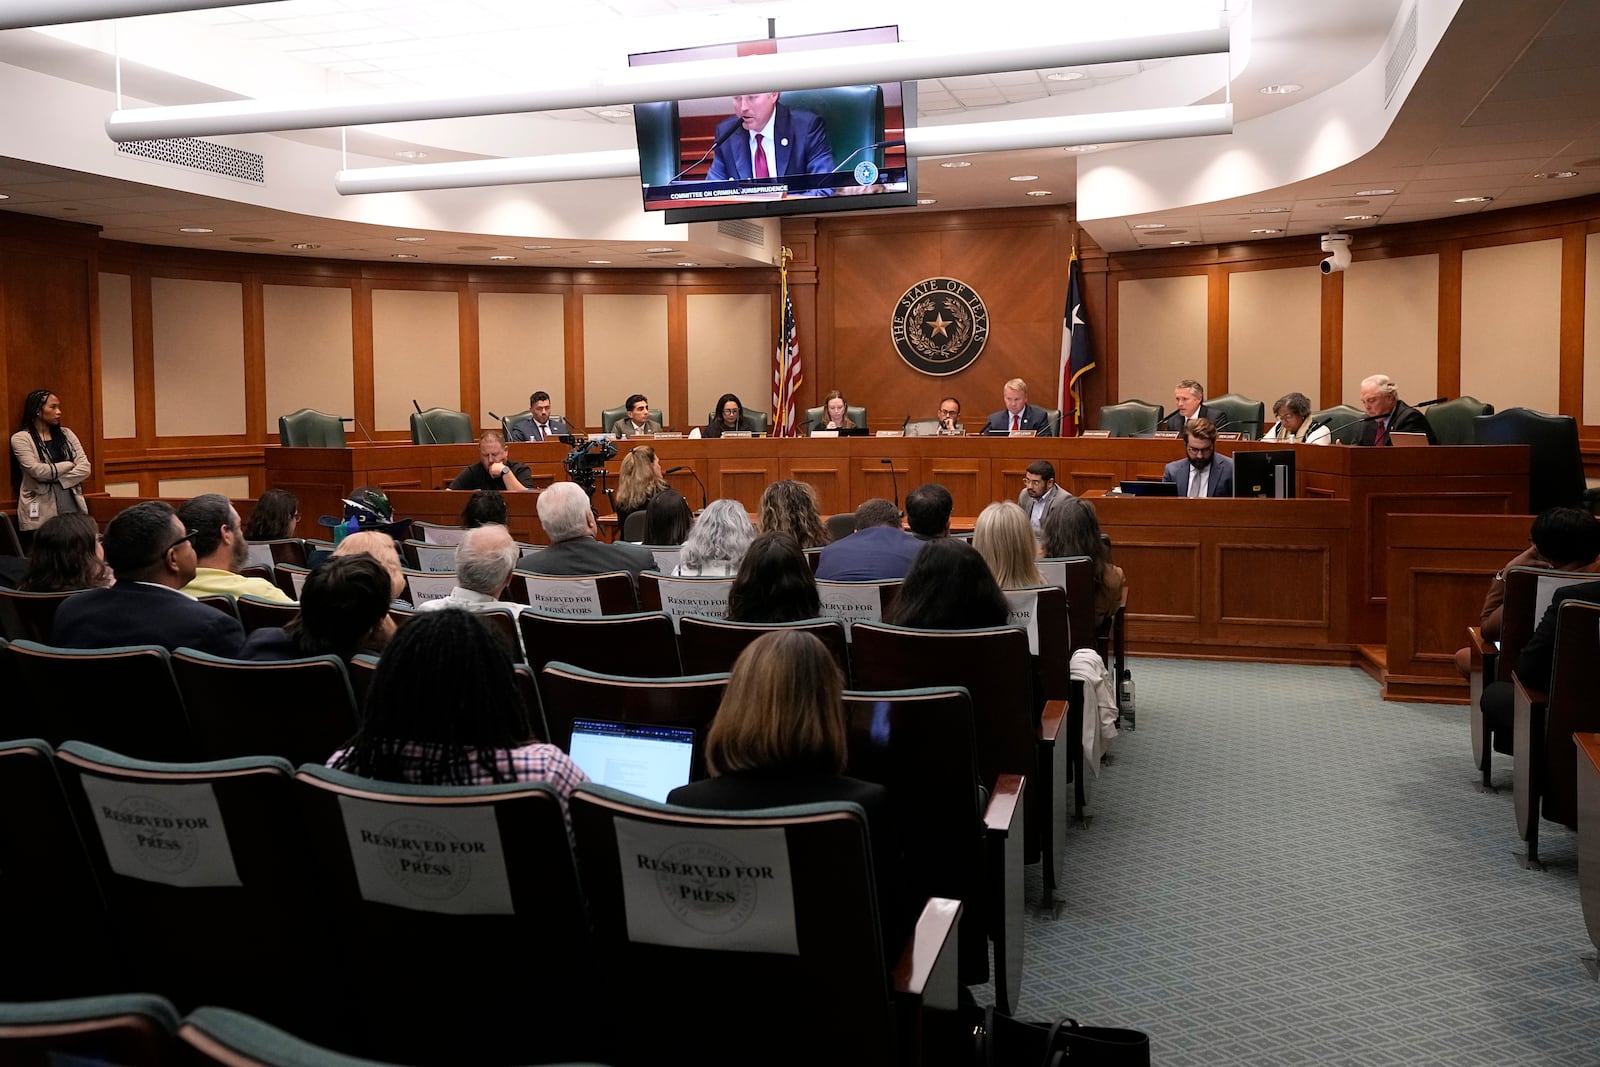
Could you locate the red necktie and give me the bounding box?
[1375,418,1388,445]
[1011,414,1020,433]
[754,133,769,179]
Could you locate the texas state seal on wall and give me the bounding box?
[891,277,990,376]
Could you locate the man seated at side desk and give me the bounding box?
[516,481,655,588]
[1162,419,1234,497]
[450,431,534,492]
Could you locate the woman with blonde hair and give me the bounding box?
[613,444,668,530]
[758,478,831,549]
[973,501,1044,590]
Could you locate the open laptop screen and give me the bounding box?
[568,719,696,803]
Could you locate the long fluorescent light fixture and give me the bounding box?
[334,104,1234,196]
[0,0,277,31]
[106,26,1229,141]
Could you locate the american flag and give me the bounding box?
[773,274,802,437]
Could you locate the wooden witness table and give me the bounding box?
[259,437,1529,685]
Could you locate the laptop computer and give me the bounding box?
[567,718,696,803]
[1118,480,1180,497]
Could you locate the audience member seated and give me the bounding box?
[1479,564,1600,747]
[17,512,111,592]
[448,431,534,492]
[239,555,396,662]
[414,523,527,644]
[613,445,668,530]
[52,500,245,656]
[667,630,899,935]
[1160,378,1231,433]
[1162,418,1235,497]
[331,530,412,609]
[645,488,693,546]
[1355,373,1436,445]
[1451,506,1600,676]
[703,392,759,438]
[905,482,953,540]
[1017,459,1071,535]
[1263,392,1331,445]
[728,532,821,623]
[459,489,508,529]
[973,502,1044,590]
[759,479,831,549]
[984,377,1055,435]
[816,498,921,581]
[1042,498,1126,625]
[517,481,655,586]
[242,488,300,540]
[673,498,755,576]
[178,493,295,604]
[884,538,1008,629]
[811,389,855,432]
[327,610,588,828]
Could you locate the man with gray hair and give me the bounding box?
[1160,379,1231,433]
[816,497,922,581]
[1356,373,1435,445]
[515,481,656,587]
[416,523,528,654]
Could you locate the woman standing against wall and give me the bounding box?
[10,389,91,538]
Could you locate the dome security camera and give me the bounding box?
[1319,233,1352,274]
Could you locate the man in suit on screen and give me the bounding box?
[706,92,833,190]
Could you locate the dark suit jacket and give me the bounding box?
[1162,454,1236,497]
[52,581,245,656]
[706,103,833,182]
[983,404,1055,436]
[1160,403,1231,433]
[702,417,759,438]
[1515,580,1600,691]
[517,536,656,583]
[507,416,572,443]
[816,525,924,582]
[449,460,534,491]
[1356,400,1436,445]
[1017,485,1073,528]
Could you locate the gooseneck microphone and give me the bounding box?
[880,458,901,516]
[338,416,376,445]
[668,123,743,183]
[665,465,709,510]
[411,399,439,444]
[833,138,908,175]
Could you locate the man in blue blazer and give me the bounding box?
[816,499,922,582]
[53,500,245,656]
[1161,419,1235,497]
[706,93,833,188]
[983,378,1056,436]
[507,390,574,443]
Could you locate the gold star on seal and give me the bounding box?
[925,311,952,340]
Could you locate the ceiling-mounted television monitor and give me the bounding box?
[629,26,916,225]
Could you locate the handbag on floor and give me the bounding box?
[971,1006,1150,1066]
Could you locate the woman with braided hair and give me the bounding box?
[10,389,91,536]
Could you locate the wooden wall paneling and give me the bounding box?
[1436,240,1464,401]
[782,441,851,515]
[1207,263,1228,395]
[707,459,777,512]
[667,286,688,436]
[1320,268,1342,409]
[851,454,910,512]
[458,286,481,432]
[130,269,157,495]
[1560,222,1587,419]
[922,457,990,517]
[564,287,584,434]
[1216,542,1332,631]
[352,280,376,443]
[242,274,266,493]
[787,217,821,417]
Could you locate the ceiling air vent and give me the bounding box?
[1384,3,1418,107]
[717,218,766,246]
[117,138,265,184]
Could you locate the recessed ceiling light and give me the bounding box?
[677,261,699,267]
[588,259,611,264]
[645,247,675,253]
[1454,195,1494,203]
[1009,174,1039,182]
[1169,240,1194,246]
[1249,207,1290,214]
[1249,228,1282,235]
[392,253,418,259]
[1063,144,1101,153]
[489,255,516,261]
[290,242,321,250]
[179,227,213,233]
[1046,71,1086,82]
[521,244,552,250]
[598,108,632,119]
[395,236,426,242]
[1259,83,1302,95]
[394,150,428,160]
[1533,170,1579,179]
[1355,188,1396,196]
[1343,214,1379,221]
[1025,190,1053,197]
[917,198,937,206]
[0,193,10,200]
[939,161,971,169]
[1132,223,1167,229]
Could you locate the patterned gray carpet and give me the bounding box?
[1002,658,1599,1066]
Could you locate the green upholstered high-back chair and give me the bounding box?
[633,100,682,188]
[408,406,474,445]
[706,407,771,433]
[1473,407,1585,513]
[600,404,664,434]
[499,408,532,440]
[780,85,886,173]
[0,993,179,1064]
[1424,395,1492,445]
[277,408,346,448]
[1310,404,1365,445]
[1096,400,1163,437]
[804,405,869,430]
[1206,393,1266,439]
